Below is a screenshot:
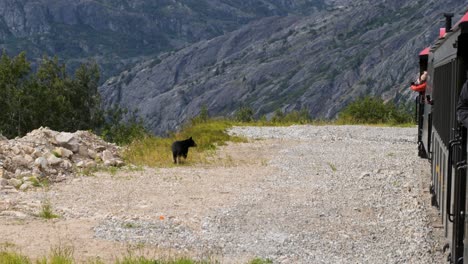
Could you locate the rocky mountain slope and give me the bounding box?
[0,0,325,78]
[100,0,467,135]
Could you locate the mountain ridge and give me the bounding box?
[0,0,325,78]
[100,0,465,135]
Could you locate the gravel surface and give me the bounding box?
[0,125,444,263]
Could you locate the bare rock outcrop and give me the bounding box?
[0,127,123,190]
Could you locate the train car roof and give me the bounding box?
[419,47,430,56]
[453,11,468,30]
[430,10,468,53]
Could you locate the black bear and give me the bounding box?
[171,137,197,164]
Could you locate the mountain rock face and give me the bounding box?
[0,0,325,78]
[100,0,467,135]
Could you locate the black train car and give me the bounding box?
[416,11,468,263]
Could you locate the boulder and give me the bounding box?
[101,150,114,162]
[55,132,79,152]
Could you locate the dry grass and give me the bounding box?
[123,119,246,167]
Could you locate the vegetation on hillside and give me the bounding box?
[336,96,414,125]
[0,52,101,138]
[0,52,145,144]
[0,51,414,167]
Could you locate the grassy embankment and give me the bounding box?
[123,97,414,167]
[0,247,272,264]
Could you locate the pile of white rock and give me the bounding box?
[0,127,123,190]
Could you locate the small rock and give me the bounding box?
[11,146,21,155]
[32,149,43,158]
[61,160,73,170]
[0,211,27,219]
[76,161,85,168]
[104,159,117,167]
[95,146,106,152]
[1,170,11,180]
[0,178,7,186]
[22,145,34,155]
[360,172,371,179]
[101,150,114,162]
[19,182,32,191]
[20,170,32,177]
[54,147,73,159]
[47,155,63,166]
[88,149,97,159]
[85,160,97,168]
[24,154,34,165]
[12,156,29,167]
[115,160,125,167]
[78,146,89,157]
[46,168,58,175]
[34,157,48,169]
[8,178,22,188]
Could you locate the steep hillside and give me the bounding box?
[0,0,325,78]
[100,0,466,135]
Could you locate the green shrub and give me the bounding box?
[337,96,413,125]
[234,106,254,122]
[191,105,209,125]
[100,107,149,145]
[271,109,311,124]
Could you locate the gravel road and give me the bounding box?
[0,125,444,263]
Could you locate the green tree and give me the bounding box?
[0,52,31,137]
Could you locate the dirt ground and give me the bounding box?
[0,139,286,263]
[0,127,445,263]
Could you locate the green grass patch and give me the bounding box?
[248,258,273,264]
[123,119,246,167]
[0,248,268,264]
[116,256,213,264]
[0,251,30,264]
[38,200,59,219]
[36,245,74,264]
